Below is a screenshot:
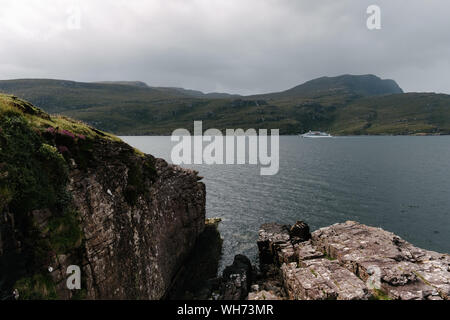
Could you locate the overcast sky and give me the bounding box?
[0,0,449,95]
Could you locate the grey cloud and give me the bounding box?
[0,0,449,94]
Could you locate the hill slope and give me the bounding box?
[0,79,193,114]
[283,74,403,97]
[0,76,449,135]
[250,74,403,100]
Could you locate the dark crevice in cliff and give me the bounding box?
[166,218,223,300]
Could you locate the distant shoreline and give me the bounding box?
[117,133,450,137]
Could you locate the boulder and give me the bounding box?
[295,240,324,261]
[219,255,253,300]
[257,223,295,266]
[289,221,311,243]
[281,259,370,300]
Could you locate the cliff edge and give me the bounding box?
[0,94,206,299]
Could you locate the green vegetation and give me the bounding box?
[0,94,157,299]
[0,94,116,219]
[47,209,83,254]
[323,253,337,261]
[0,106,67,217]
[0,94,133,299]
[371,288,391,300]
[121,151,156,205]
[14,273,57,300]
[1,75,449,135]
[330,93,450,135]
[71,288,87,300]
[251,74,403,99]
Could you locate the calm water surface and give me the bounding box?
[122,136,450,270]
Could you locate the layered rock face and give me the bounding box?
[0,95,206,299]
[64,140,206,299]
[255,221,450,300]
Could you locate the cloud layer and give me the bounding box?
[0,0,449,94]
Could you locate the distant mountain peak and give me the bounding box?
[283,74,403,97]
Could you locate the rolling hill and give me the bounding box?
[0,75,449,135]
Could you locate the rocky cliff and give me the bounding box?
[248,221,449,300]
[0,94,206,299]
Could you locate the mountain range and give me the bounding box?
[0,74,449,135]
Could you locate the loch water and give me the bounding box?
[122,136,450,270]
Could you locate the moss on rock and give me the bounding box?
[0,94,160,299]
[13,273,57,300]
[0,95,88,298]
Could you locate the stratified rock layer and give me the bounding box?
[312,221,449,300]
[65,140,206,299]
[257,221,450,300]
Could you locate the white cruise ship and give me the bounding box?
[300,130,333,138]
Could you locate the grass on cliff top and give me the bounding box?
[0,96,84,250]
[0,94,152,299]
[0,94,121,142]
[0,94,103,298]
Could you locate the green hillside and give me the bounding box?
[0,75,449,135]
[251,74,403,100]
[330,93,450,135]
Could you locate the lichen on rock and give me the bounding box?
[255,220,450,300]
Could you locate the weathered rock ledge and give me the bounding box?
[225,221,450,300]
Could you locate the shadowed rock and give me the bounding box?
[289,221,311,243]
[219,254,253,300]
[166,218,223,300]
[257,223,295,266]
